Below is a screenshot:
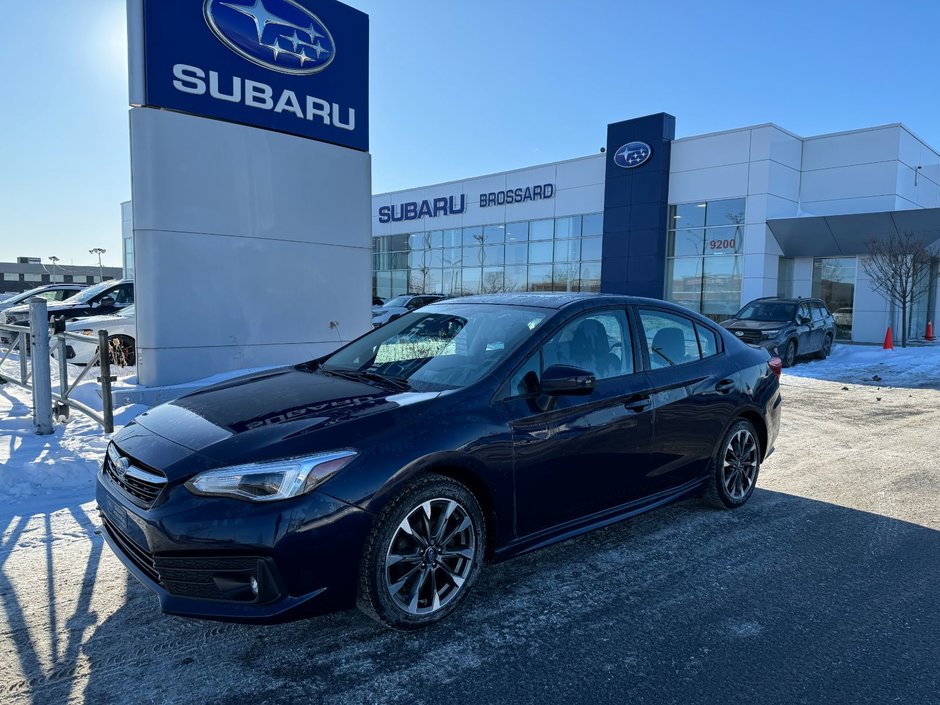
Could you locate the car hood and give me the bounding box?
[5,301,86,317]
[721,319,790,332]
[126,366,441,478]
[65,312,126,330]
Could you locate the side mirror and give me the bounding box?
[99,297,116,308]
[540,364,595,396]
[798,315,810,326]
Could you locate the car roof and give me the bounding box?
[427,292,676,311]
[747,297,825,305]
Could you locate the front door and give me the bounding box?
[500,308,655,537]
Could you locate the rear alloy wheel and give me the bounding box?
[705,419,761,509]
[359,474,486,629]
[816,335,833,360]
[106,335,136,367]
[782,339,797,368]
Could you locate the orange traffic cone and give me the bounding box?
[883,327,894,350]
[927,321,936,342]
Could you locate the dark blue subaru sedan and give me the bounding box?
[97,294,781,629]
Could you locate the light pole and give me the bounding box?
[49,256,59,284]
[89,248,106,282]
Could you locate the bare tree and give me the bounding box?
[862,232,933,347]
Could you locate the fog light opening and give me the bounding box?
[250,576,259,597]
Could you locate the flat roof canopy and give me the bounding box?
[767,208,940,257]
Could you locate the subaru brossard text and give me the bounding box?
[98,294,782,630]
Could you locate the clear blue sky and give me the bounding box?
[2,0,937,267]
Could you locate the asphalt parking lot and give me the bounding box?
[1,372,938,705]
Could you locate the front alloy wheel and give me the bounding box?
[706,419,761,509]
[782,339,797,368]
[359,474,485,629]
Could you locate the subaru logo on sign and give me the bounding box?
[614,141,652,169]
[204,0,336,75]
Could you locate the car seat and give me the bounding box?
[570,319,621,378]
[650,327,687,368]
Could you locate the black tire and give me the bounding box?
[815,334,833,360]
[358,474,486,630]
[782,339,797,368]
[705,419,761,510]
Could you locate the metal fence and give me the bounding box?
[0,297,114,434]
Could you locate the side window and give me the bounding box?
[55,290,73,301]
[507,350,541,398]
[114,285,134,305]
[639,309,702,369]
[797,303,810,323]
[696,323,721,358]
[38,291,58,301]
[505,309,633,397]
[812,303,826,322]
[542,310,632,381]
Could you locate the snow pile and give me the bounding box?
[786,343,940,389]
[0,361,147,510]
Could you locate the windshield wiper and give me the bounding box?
[322,368,411,391]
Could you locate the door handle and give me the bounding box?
[623,395,652,412]
[715,379,735,394]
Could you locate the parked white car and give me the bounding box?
[371,294,444,327]
[53,305,136,366]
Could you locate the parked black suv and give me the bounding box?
[720,297,836,367]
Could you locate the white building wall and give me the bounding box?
[372,154,606,236]
[669,124,803,307]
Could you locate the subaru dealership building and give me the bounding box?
[371,114,940,344]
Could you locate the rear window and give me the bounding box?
[639,309,702,369]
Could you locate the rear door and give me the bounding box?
[501,307,655,536]
[636,307,739,496]
[803,301,825,353]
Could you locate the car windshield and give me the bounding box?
[734,302,796,322]
[321,304,549,391]
[6,286,57,305]
[383,296,414,308]
[61,280,118,304]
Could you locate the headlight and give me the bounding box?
[79,329,96,336]
[372,310,386,317]
[762,329,782,337]
[185,450,358,502]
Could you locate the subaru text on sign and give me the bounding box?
[129,0,369,151]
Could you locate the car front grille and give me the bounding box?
[734,330,763,344]
[101,514,161,584]
[104,448,167,509]
[100,517,278,602]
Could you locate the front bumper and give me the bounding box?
[96,468,375,624]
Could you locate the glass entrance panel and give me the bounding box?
[812,257,856,340]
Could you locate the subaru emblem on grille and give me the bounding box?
[735,331,744,337]
[115,457,130,478]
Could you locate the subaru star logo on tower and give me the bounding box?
[205,0,336,75]
[614,141,652,168]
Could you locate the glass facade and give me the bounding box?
[812,257,856,340]
[665,198,745,322]
[373,213,603,300]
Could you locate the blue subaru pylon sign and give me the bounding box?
[128,0,369,151]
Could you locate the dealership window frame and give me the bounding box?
[664,198,745,323]
[373,213,604,300]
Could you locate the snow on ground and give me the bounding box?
[784,341,940,389]
[0,355,146,512]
